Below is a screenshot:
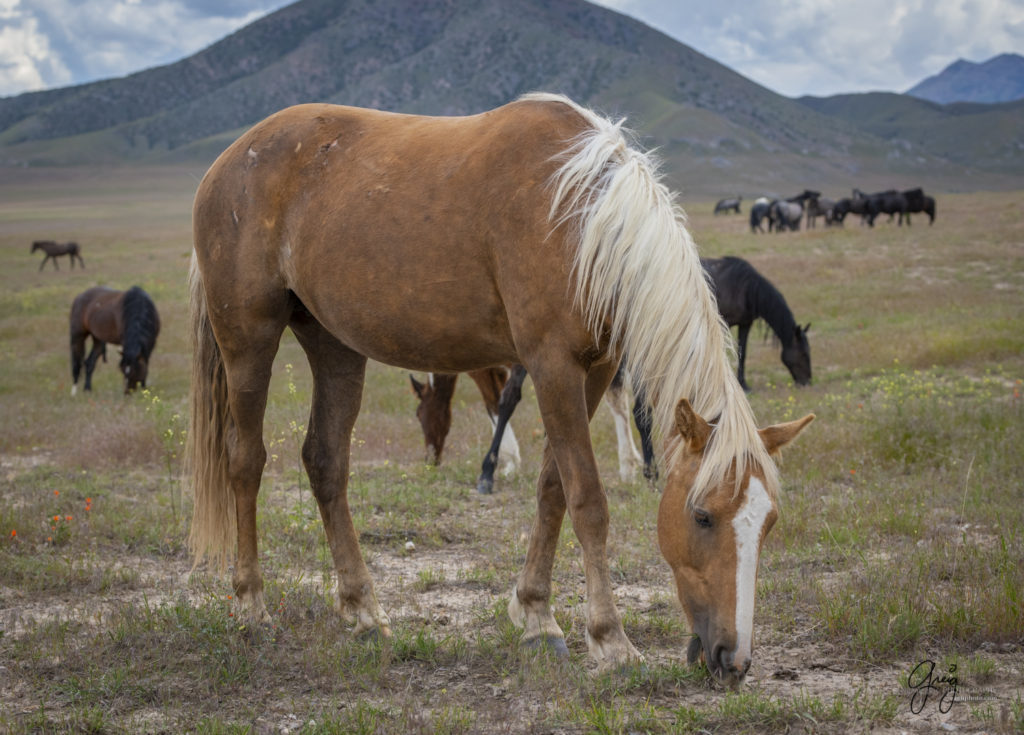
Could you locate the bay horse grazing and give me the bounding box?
[69,286,160,395]
[32,240,85,271]
[186,94,813,683]
[701,256,811,392]
[714,196,742,215]
[409,367,521,475]
[413,363,646,494]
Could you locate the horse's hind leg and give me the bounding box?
[83,339,105,391]
[70,330,86,396]
[290,313,390,637]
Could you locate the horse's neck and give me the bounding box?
[751,280,796,343]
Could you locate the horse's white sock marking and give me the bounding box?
[731,477,771,665]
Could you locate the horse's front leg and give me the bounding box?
[511,358,640,667]
[292,317,390,638]
[736,322,752,392]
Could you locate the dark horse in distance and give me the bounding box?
[69,286,160,394]
[32,240,85,271]
[702,256,811,392]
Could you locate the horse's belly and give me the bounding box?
[292,263,518,372]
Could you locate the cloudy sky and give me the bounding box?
[1,0,1022,99]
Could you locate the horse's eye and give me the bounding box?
[694,510,713,529]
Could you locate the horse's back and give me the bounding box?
[192,98,595,372]
[71,287,124,343]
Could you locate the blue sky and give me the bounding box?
[1,0,1022,99]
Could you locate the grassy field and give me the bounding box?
[0,166,1022,734]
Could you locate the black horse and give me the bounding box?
[902,188,936,225]
[32,240,85,271]
[436,256,812,491]
[863,189,909,226]
[714,196,742,214]
[701,256,811,391]
[69,286,160,394]
[750,198,773,233]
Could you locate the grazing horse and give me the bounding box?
[413,362,647,494]
[32,240,85,271]
[714,196,742,215]
[69,286,160,395]
[410,368,521,474]
[186,94,813,682]
[701,256,811,392]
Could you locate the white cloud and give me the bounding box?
[593,0,1024,96]
[0,0,287,97]
[0,2,71,96]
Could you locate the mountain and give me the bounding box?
[906,53,1024,104]
[0,0,1016,193]
[797,92,1024,174]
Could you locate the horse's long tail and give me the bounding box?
[185,255,236,571]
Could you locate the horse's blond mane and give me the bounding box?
[520,92,778,503]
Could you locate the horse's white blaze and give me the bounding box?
[731,477,771,665]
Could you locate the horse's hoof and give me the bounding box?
[522,635,569,658]
[356,625,391,643]
[476,478,494,495]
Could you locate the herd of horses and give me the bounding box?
[32,95,825,687]
[722,187,937,232]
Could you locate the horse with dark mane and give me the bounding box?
[69,286,160,395]
[714,196,742,215]
[702,256,811,392]
[32,240,85,271]
[749,197,773,233]
[863,189,908,226]
[902,188,936,225]
[186,93,813,683]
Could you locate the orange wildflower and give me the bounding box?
[9,529,15,538]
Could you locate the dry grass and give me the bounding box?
[1,166,1022,733]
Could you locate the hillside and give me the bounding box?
[797,92,1024,175]
[907,53,1024,104]
[0,0,1018,193]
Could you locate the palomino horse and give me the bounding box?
[187,94,813,683]
[32,240,85,271]
[69,286,160,395]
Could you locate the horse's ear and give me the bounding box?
[759,414,815,456]
[410,374,427,399]
[803,322,811,334]
[674,398,712,453]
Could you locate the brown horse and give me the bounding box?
[69,286,160,395]
[32,240,85,271]
[409,368,520,472]
[186,94,813,683]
